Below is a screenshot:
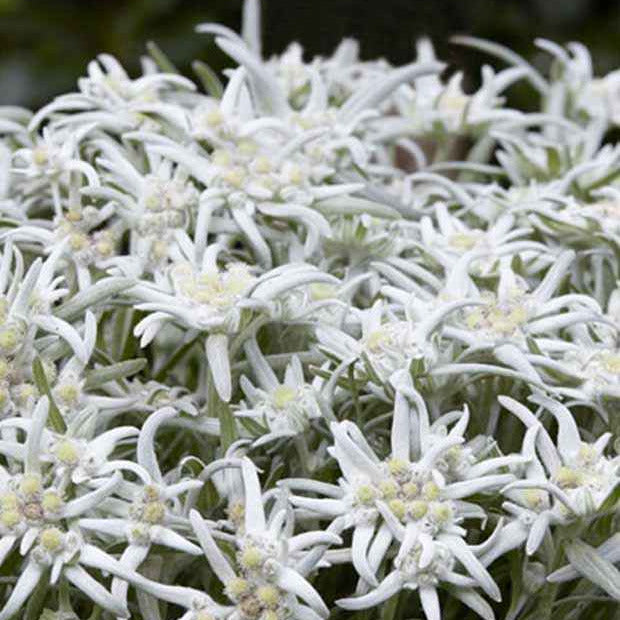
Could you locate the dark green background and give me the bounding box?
[1,0,619,110]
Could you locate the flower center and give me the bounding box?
[271,385,297,409]
[39,527,63,552]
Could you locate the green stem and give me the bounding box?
[153,333,201,382]
[207,369,236,452]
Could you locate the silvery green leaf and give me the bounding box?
[55,277,134,320]
[564,539,620,600]
[84,358,147,390]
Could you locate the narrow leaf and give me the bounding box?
[564,539,620,600]
[32,357,66,433]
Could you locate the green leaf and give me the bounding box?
[192,60,224,98]
[208,370,236,451]
[55,277,134,321]
[546,147,561,176]
[380,592,399,620]
[314,196,400,219]
[564,539,620,600]
[154,334,201,382]
[146,40,179,74]
[32,357,66,433]
[597,482,620,513]
[506,550,525,619]
[84,358,147,390]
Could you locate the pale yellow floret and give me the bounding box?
[388,498,407,520]
[239,545,263,570]
[408,500,428,519]
[271,385,297,409]
[41,491,64,513]
[39,527,63,552]
[19,475,42,497]
[421,481,440,501]
[256,585,280,608]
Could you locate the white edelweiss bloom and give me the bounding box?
[6,180,122,290]
[77,407,204,609]
[526,38,620,127]
[336,536,500,620]
[238,339,323,446]
[0,411,138,486]
[418,203,543,277]
[84,141,200,276]
[415,252,614,389]
[131,457,337,620]
[317,295,477,388]
[0,524,145,620]
[11,124,100,217]
[0,241,94,367]
[551,341,620,403]
[575,186,620,243]
[577,71,620,126]
[483,395,619,563]
[27,53,196,135]
[450,252,604,347]
[286,391,514,589]
[386,39,524,138]
[0,399,124,561]
[1,0,619,612]
[132,241,337,401]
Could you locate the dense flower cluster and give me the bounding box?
[0,2,618,619]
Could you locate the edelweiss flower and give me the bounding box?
[238,339,324,446]
[134,458,338,620]
[287,390,515,590]
[482,394,619,563]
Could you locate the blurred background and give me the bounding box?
[1,0,619,110]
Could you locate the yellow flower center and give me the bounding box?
[421,481,440,501]
[271,385,297,409]
[205,109,223,126]
[378,479,398,499]
[238,140,257,156]
[212,149,232,167]
[0,509,20,528]
[222,167,245,188]
[555,467,582,489]
[308,283,336,301]
[408,500,428,519]
[19,475,42,497]
[54,440,80,465]
[0,493,19,511]
[39,527,63,552]
[41,491,64,513]
[253,156,272,174]
[402,481,420,498]
[365,329,389,352]
[226,577,251,599]
[0,327,20,352]
[240,546,263,569]
[601,354,620,374]
[387,459,408,476]
[142,502,166,524]
[523,489,547,509]
[388,499,407,520]
[356,485,377,505]
[430,502,453,524]
[449,232,477,251]
[32,147,49,166]
[256,585,280,608]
